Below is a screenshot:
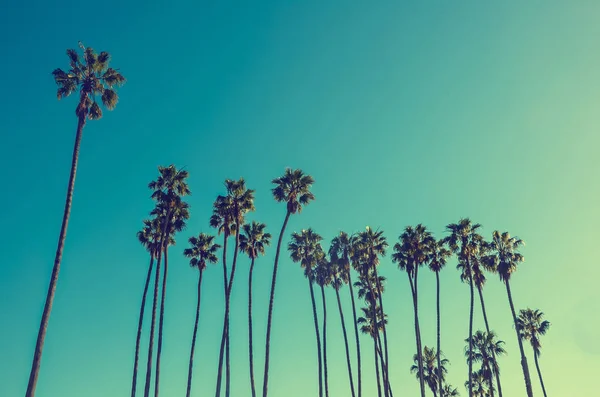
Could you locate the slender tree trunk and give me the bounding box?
[505,280,534,397]
[478,286,503,397]
[248,257,257,397]
[409,272,426,397]
[131,256,155,397]
[262,210,291,397]
[215,232,229,397]
[25,114,86,397]
[435,271,443,397]
[186,268,204,397]
[373,269,390,397]
[144,248,163,397]
[154,243,170,397]
[309,278,324,397]
[373,338,382,397]
[335,288,356,397]
[347,272,362,397]
[533,350,547,397]
[320,285,329,397]
[467,260,474,397]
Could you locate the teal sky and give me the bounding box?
[1,1,599,396]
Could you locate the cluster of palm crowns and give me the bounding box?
[24,45,551,397]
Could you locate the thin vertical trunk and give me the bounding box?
[309,278,324,397]
[373,338,382,397]
[335,288,356,397]
[25,113,86,397]
[467,259,474,397]
[247,257,257,397]
[347,272,362,397]
[131,256,155,397]
[409,270,426,397]
[186,268,204,397]
[223,223,241,397]
[478,286,502,397]
[144,248,163,397]
[373,269,390,397]
[506,280,534,397]
[262,211,291,397]
[533,350,547,397]
[154,242,170,397]
[435,271,443,397]
[215,232,229,397]
[320,285,329,397]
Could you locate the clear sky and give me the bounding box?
[1,1,599,396]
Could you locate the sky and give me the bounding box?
[1,1,599,396]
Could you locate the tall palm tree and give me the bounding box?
[441,385,460,397]
[288,229,325,397]
[26,44,125,397]
[465,331,506,397]
[354,227,390,397]
[465,369,490,397]
[316,257,333,397]
[428,238,452,396]
[263,168,314,397]
[392,224,435,397]
[517,309,550,397]
[131,218,163,397]
[357,304,387,397]
[148,165,191,397]
[486,231,533,397]
[410,346,449,397]
[445,219,485,397]
[239,222,272,397]
[214,179,255,397]
[183,233,220,397]
[329,234,357,397]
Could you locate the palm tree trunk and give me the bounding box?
[373,338,382,397]
[435,271,443,397]
[215,232,229,397]
[533,351,547,397]
[409,271,426,397]
[320,285,329,397]
[25,113,86,397]
[144,248,163,397]
[186,268,204,397]
[373,269,390,397]
[478,286,502,397]
[505,280,534,397]
[468,263,474,397]
[309,278,324,397]
[262,210,291,397]
[222,224,241,397]
[154,243,170,397]
[347,272,362,397]
[131,256,155,397]
[248,257,257,397]
[335,288,356,397]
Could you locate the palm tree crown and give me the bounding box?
[517,309,550,357]
[239,222,272,259]
[272,168,315,214]
[183,233,220,271]
[485,231,525,283]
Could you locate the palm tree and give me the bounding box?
[392,224,435,397]
[26,44,125,397]
[263,168,314,397]
[354,227,390,397]
[357,304,387,397]
[410,346,449,397]
[329,233,357,397]
[214,179,255,397]
[517,309,550,397]
[288,229,325,397]
[465,369,490,397]
[183,233,220,397]
[441,385,460,397]
[239,222,272,397]
[445,219,485,397]
[486,231,533,397]
[316,257,333,397]
[428,238,452,396]
[148,165,191,397]
[131,218,163,397]
[465,331,506,397]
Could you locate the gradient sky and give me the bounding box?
[1,1,599,396]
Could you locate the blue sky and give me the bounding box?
[1,1,599,396]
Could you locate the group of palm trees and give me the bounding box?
[23,45,552,397]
